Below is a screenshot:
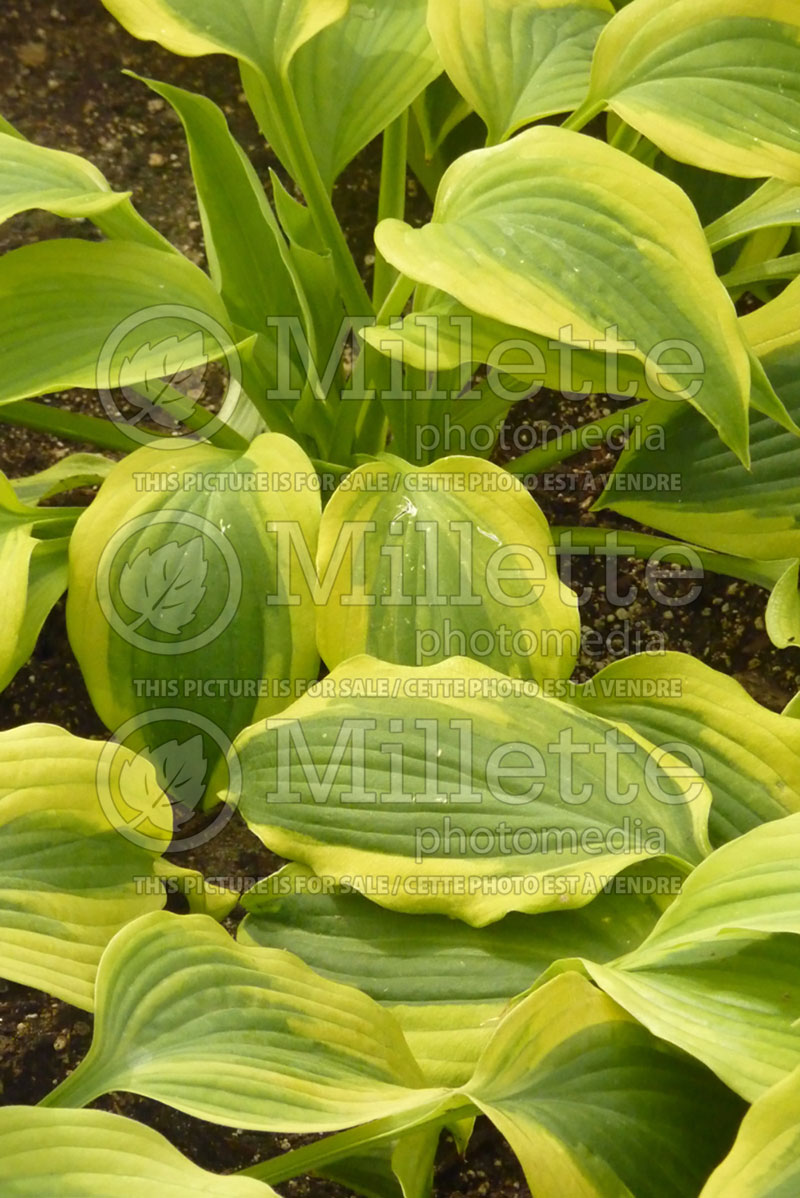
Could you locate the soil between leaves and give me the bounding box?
[0,2,798,1195]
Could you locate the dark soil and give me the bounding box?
[0,3,798,1196]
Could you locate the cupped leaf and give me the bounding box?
[0,536,70,694]
[584,0,800,182]
[598,307,800,559]
[585,814,800,1099]
[315,455,581,682]
[428,0,613,144]
[0,129,171,250]
[0,239,246,408]
[463,971,744,1198]
[67,434,321,814]
[571,652,800,846]
[235,655,711,927]
[701,1065,800,1197]
[239,860,674,1085]
[43,910,444,1129]
[375,126,754,461]
[0,1107,274,1197]
[706,178,800,252]
[0,725,172,1009]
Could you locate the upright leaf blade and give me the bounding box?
[236,655,711,927]
[375,126,753,461]
[44,910,444,1129]
[701,1066,800,1197]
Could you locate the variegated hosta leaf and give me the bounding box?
[598,290,800,559]
[706,178,800,252]
[67,434,320,812]
[0,725,172,1010]
[571,652,800,847]
[315,455,580,682]
[463,972,744,1198]
[428,0,613,144]
[235,655,711,927]
[584,0,800,182]
[0,125,171,250]
[0,1107,274,1197]
[0,239,247,408]
[286,0,440,189]
[701,1066,800,1197]
[585,814,800,1099]
[375,126,755,462]
[132,77,301,337]
[239,861,674,1086]
[43,910,444,1129]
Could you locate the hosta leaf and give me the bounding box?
[375,126,753,461]
[0,129,170,250]
[701,1066,800,1197]
[585,815,800,1099]
[235,655,711,927]
[11,452,115,505]
[571,652,800,846]
[239,861,674,1085]
[428,0,613,145]
[598,302,800,559]
[584,0,800,182]
[706,178,800,252]
[43,910,443,1129]
[131,77,302,338]
[0,239,245,408]
[0,1107,273,1197]
[0,536,70,694]
[67,434,321,811]
[0,472,74,692]
[463,972,744,1198]
[315,455,581,682]
[101,0,435,190]
[286,0,440,189]
[0,725,171,1009]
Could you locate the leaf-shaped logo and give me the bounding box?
[118,331,208,427]
[117,752,174,834]
[118,535,208,637]
[147,735,208,811]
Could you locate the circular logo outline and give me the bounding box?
[96,707,242,854]
[96,509,243,656]
[96,303,243,449]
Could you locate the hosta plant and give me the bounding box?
[2,0,800,1193]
